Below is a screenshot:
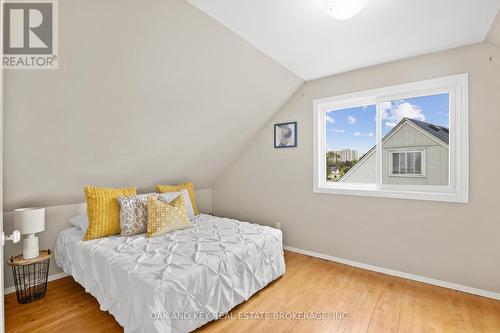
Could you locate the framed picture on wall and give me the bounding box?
[274,122,297,148]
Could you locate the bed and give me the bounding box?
[54,213,285,333]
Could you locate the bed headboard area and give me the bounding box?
[3,189,213,292]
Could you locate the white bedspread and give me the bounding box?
[54,214,285,333]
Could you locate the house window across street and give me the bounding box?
[391,151,424,176]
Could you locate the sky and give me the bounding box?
[326,93,449,155]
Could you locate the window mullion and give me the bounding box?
[375,99,383,186]
[403,152,407,174]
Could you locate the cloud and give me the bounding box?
[326,114,335,124]
[382,101,425,128]
[353,131,373,137]
[332,128,345,133]
[347,116,356,125]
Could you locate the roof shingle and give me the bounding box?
[406,118,449,144]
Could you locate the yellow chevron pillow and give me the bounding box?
[146,195,192,237]
[84,186,137,240]
[155,182,199,215]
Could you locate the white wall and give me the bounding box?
[2,0,302,211]
[212,42,500,293]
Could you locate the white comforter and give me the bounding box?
[54,214,285,333]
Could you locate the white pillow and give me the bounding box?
[158,189,195,221]
[69,213,88,233]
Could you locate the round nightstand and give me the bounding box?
[8,250,51,304]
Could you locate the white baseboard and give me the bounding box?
[284,245,500,301]
[4,272,69,295]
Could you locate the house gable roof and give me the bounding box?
[337,118,449,181]
[406,119,449,145]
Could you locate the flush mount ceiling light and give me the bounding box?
[326,0,368,20]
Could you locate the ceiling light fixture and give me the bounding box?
[326,0,368,20]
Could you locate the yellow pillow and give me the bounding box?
[156,182,199,215]
[147,195,192,237]
[84,186,136,240]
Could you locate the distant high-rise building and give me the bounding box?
[329,149,359,162]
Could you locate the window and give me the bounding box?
[313,74,468,203]
[391,151,424,176]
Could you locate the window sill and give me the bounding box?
[313,185,468,203]
[388,174,426,178]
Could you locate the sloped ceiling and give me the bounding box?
[3,0,303,210]
[189,0,500,80]
[487,11,500,46]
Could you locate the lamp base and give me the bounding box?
[23,234,39,260]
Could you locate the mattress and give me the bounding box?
[54,214,285,333]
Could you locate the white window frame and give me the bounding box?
[313,73,468,203]
[389,150,426,177]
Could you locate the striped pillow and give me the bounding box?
[84,186,136,240]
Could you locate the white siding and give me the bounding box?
[383,123,449,186]
[340,152,376,183]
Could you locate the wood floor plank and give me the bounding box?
[5,251,500,333]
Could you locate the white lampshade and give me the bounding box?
[14,207,45,235]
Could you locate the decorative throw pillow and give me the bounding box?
[147,195,192,237]
[117,193,158,236]
[84,186,137,241]
[158,189,195,220]
[156,182,199,215]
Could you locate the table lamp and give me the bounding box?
[14,208,45,259]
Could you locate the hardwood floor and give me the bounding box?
[5,251,500,333]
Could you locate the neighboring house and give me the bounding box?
[339,118,449,185]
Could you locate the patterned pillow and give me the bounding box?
[117,193,158,236]
[158,189,195,221]
[147,195,192,237]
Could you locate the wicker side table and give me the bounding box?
[8,250,51,304]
